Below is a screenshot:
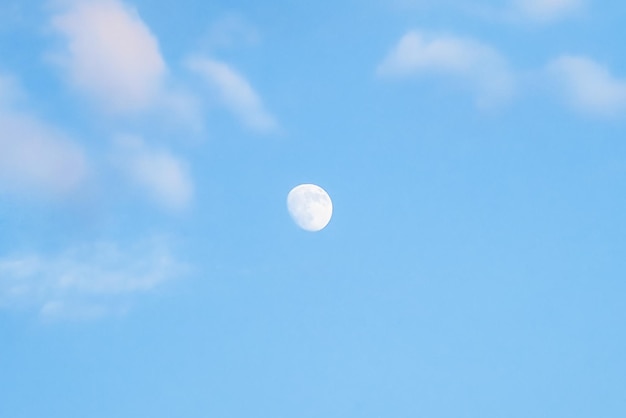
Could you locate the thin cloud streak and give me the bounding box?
[187,56,278,133]
[0,238,185,320]
[392,0,584,24]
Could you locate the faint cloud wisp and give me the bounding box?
[377,30,515,106]
[511,0,583,22]
[391,0,584,24]
[112,135,194,211]
[548,55,626,116]
[0,72,88,198]
[187,56,278,133]
[204,14,260,49]
[0,238,185,320]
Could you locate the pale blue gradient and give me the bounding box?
[1,1,626,417]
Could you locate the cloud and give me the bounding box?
[391,0,583,24]
[547,55,626,116]
[377,30,515,106]
[205,14,260,49]
[48,0,203,129]
[0,73,88,197]
[511,0,583,22]
[0,112,88,196]
[0,73,22,104]
[112,135,194,211]
[49,0,167,113]
[187,56,278,132]
[0,238,185,320]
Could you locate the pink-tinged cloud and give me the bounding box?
[0,73,88,197]
[50,0,167,113]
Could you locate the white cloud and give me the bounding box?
[377,30,515,106]
[547,55,626,116]
[512,0,583,22]
[49,0,203,129]
[187,56,278,132]
[50,0,167,113]
[0,73,88,197]
[112,135,194,211]
[0,238,184,320]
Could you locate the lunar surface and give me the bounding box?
[287,184,333,231]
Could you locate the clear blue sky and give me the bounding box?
[1,0,626,417]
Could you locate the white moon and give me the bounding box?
[287,184,333,232]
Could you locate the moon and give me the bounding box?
[287,184,333,232]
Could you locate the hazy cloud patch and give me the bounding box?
[0,112,88,196]
[0,72,88,197]
[204,14,260,49]
[0,238,185,320]
[391,0,584,24]
[511,0,583,22]
[112,135,194,211]
[377,30,515,106]
[0,73,24,105]
[548,55,626,116]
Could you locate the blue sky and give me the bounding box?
[1,0,626,416]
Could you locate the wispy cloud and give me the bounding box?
[510,0,583,22]
[0,72,88,197]
[377,30,515,106]
[392,0,584,24]
[547,55,626,116]
[0,238,185,320]
[0,73,23,104]
[187,56,278,133]
[112,135,194,211]
[204,14,260,49]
